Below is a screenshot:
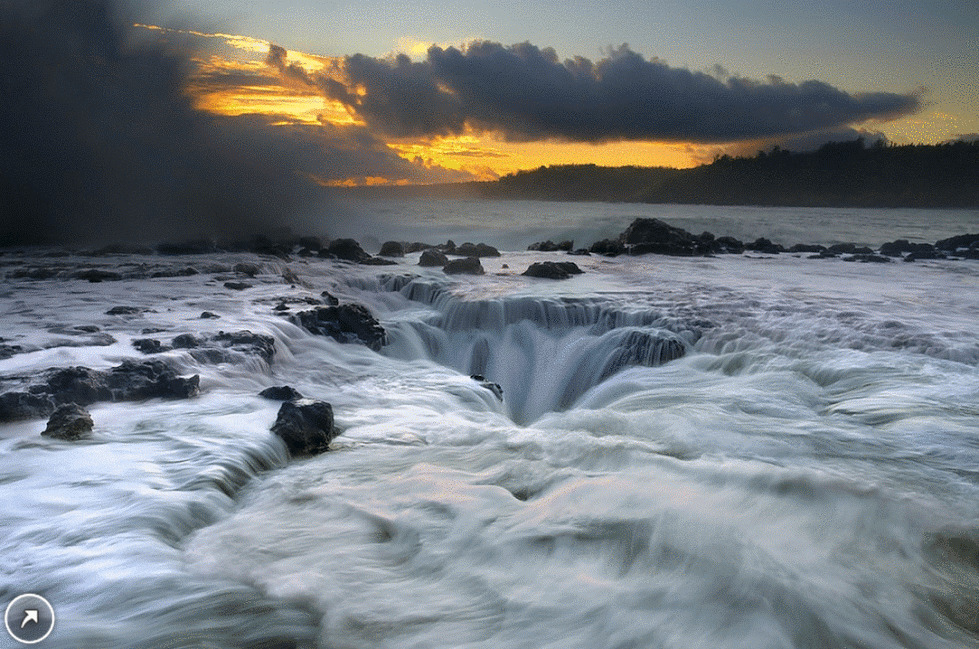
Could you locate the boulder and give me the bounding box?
[522,261,583,280]
[715,236,745,254]
[105,305,144,315]
[259,386,304,401]
[788,243,826,253]
[324,238,371,263]
[290,304,387,350]
[453,242,500,257]
[418,249,449,267]
[443,256,485,275]
[528,240,559,252]
[827,243,857,255]
[619,218,705,256]
[360,256,399,266]
[41,403,93,441]
[132,338,167,354]
[223,281,252,290]
[379,241,406,257]
[233,262,261,277]
[200,311,220,319]
[590,239,624,256]
[271,400,338,456]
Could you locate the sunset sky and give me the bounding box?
[66,2,979,186]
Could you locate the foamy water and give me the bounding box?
[1,205,978,649]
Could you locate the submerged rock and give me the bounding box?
[443,256,484,275]
[522,261,583,280]
[41,403,93,440]
[73,269,123,282]
[105,305,145,315]
[259,386,304,401]
[223,281,252,290]
[290,304,387,351]
[471,375,504,401]
[271,400,338,456]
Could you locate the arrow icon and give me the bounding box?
[20,609,38,628]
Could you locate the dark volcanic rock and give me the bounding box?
[453,242,500,257]
[223,281,252,290]
[590,239,624,256]
[360,256,399,266]
[106,305,144,315]
[260,386,304,401]
[133,338,168,354]
[233,262,261,277]
[879,239,912,256]
[41,404,94,440]
[619,218,707,256]
[935,233,979,252]
[73,269,123,282]
[212,331,276,363]
[443,256,485,275]
[522,261,584,280]
[379,241,406,257]
[0,360,202,422]
[827,243,858,255]
[200,311,220,319]
[843,254,892,263]
[271,400,338,456]
[745,238,784,254]
[788,243,826,253]
[715,236,745,254]
[325,238,371,263]
[418,249,449,267]
[471,375,503,401]
[290,304,387,351]
[527,240,572,252]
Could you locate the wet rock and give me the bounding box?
[452,242,500,257]
[290,304,387,351]
[171,333,201,349]
[271,400,338,456]
[0,343,23,360]
[715,236,745,254]
[132,338,168,354]
[223,281,252,290]
[233,262,261,277]
[788,243,826,253]
[0,391,55,422]
[150,267,199,278]
[935,233,979,252]
[41,404,93,441]
[443,256,485,275]
[259,386,304,401]
[405,242,435,253]
[619,218,707,256]
[827,243,858,255]
[379,241,406,257]
[106,306,144,315]
[72,268,123,282]
[360,256,399,266]
[843,254,892,263]
[589,238,624,256]
[324,238,371,263]
[527,240,572,252]
[745,237,784,254]
[320,291,340,306]
[568,248,591,256]
[471,375,503,401]
[522,261,583,280]
[200,311,220,319]
[418,249,449,267]
[212,331,276,363]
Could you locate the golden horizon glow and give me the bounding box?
[138,24,959,187]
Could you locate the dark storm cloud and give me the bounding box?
[0,0,316,246]
[322,41,921,143]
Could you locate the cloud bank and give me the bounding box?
[317,41,920,144]
[0,0,317,246]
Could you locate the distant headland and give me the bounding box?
[339,139,979,209]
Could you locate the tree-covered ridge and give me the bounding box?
[475,140,979,207]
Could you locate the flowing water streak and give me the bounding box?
[0,214,977,648]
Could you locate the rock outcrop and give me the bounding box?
[522,261,584,280]
[41,404,94,440]
[290,304,387,351]
[443,257,485,275]
[271,400,338,456]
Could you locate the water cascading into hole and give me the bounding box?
[378,279,695,424]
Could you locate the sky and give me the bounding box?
[1,0,976,243]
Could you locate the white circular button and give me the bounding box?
[4,594,55,644]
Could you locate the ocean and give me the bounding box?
[1,201,978,649]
